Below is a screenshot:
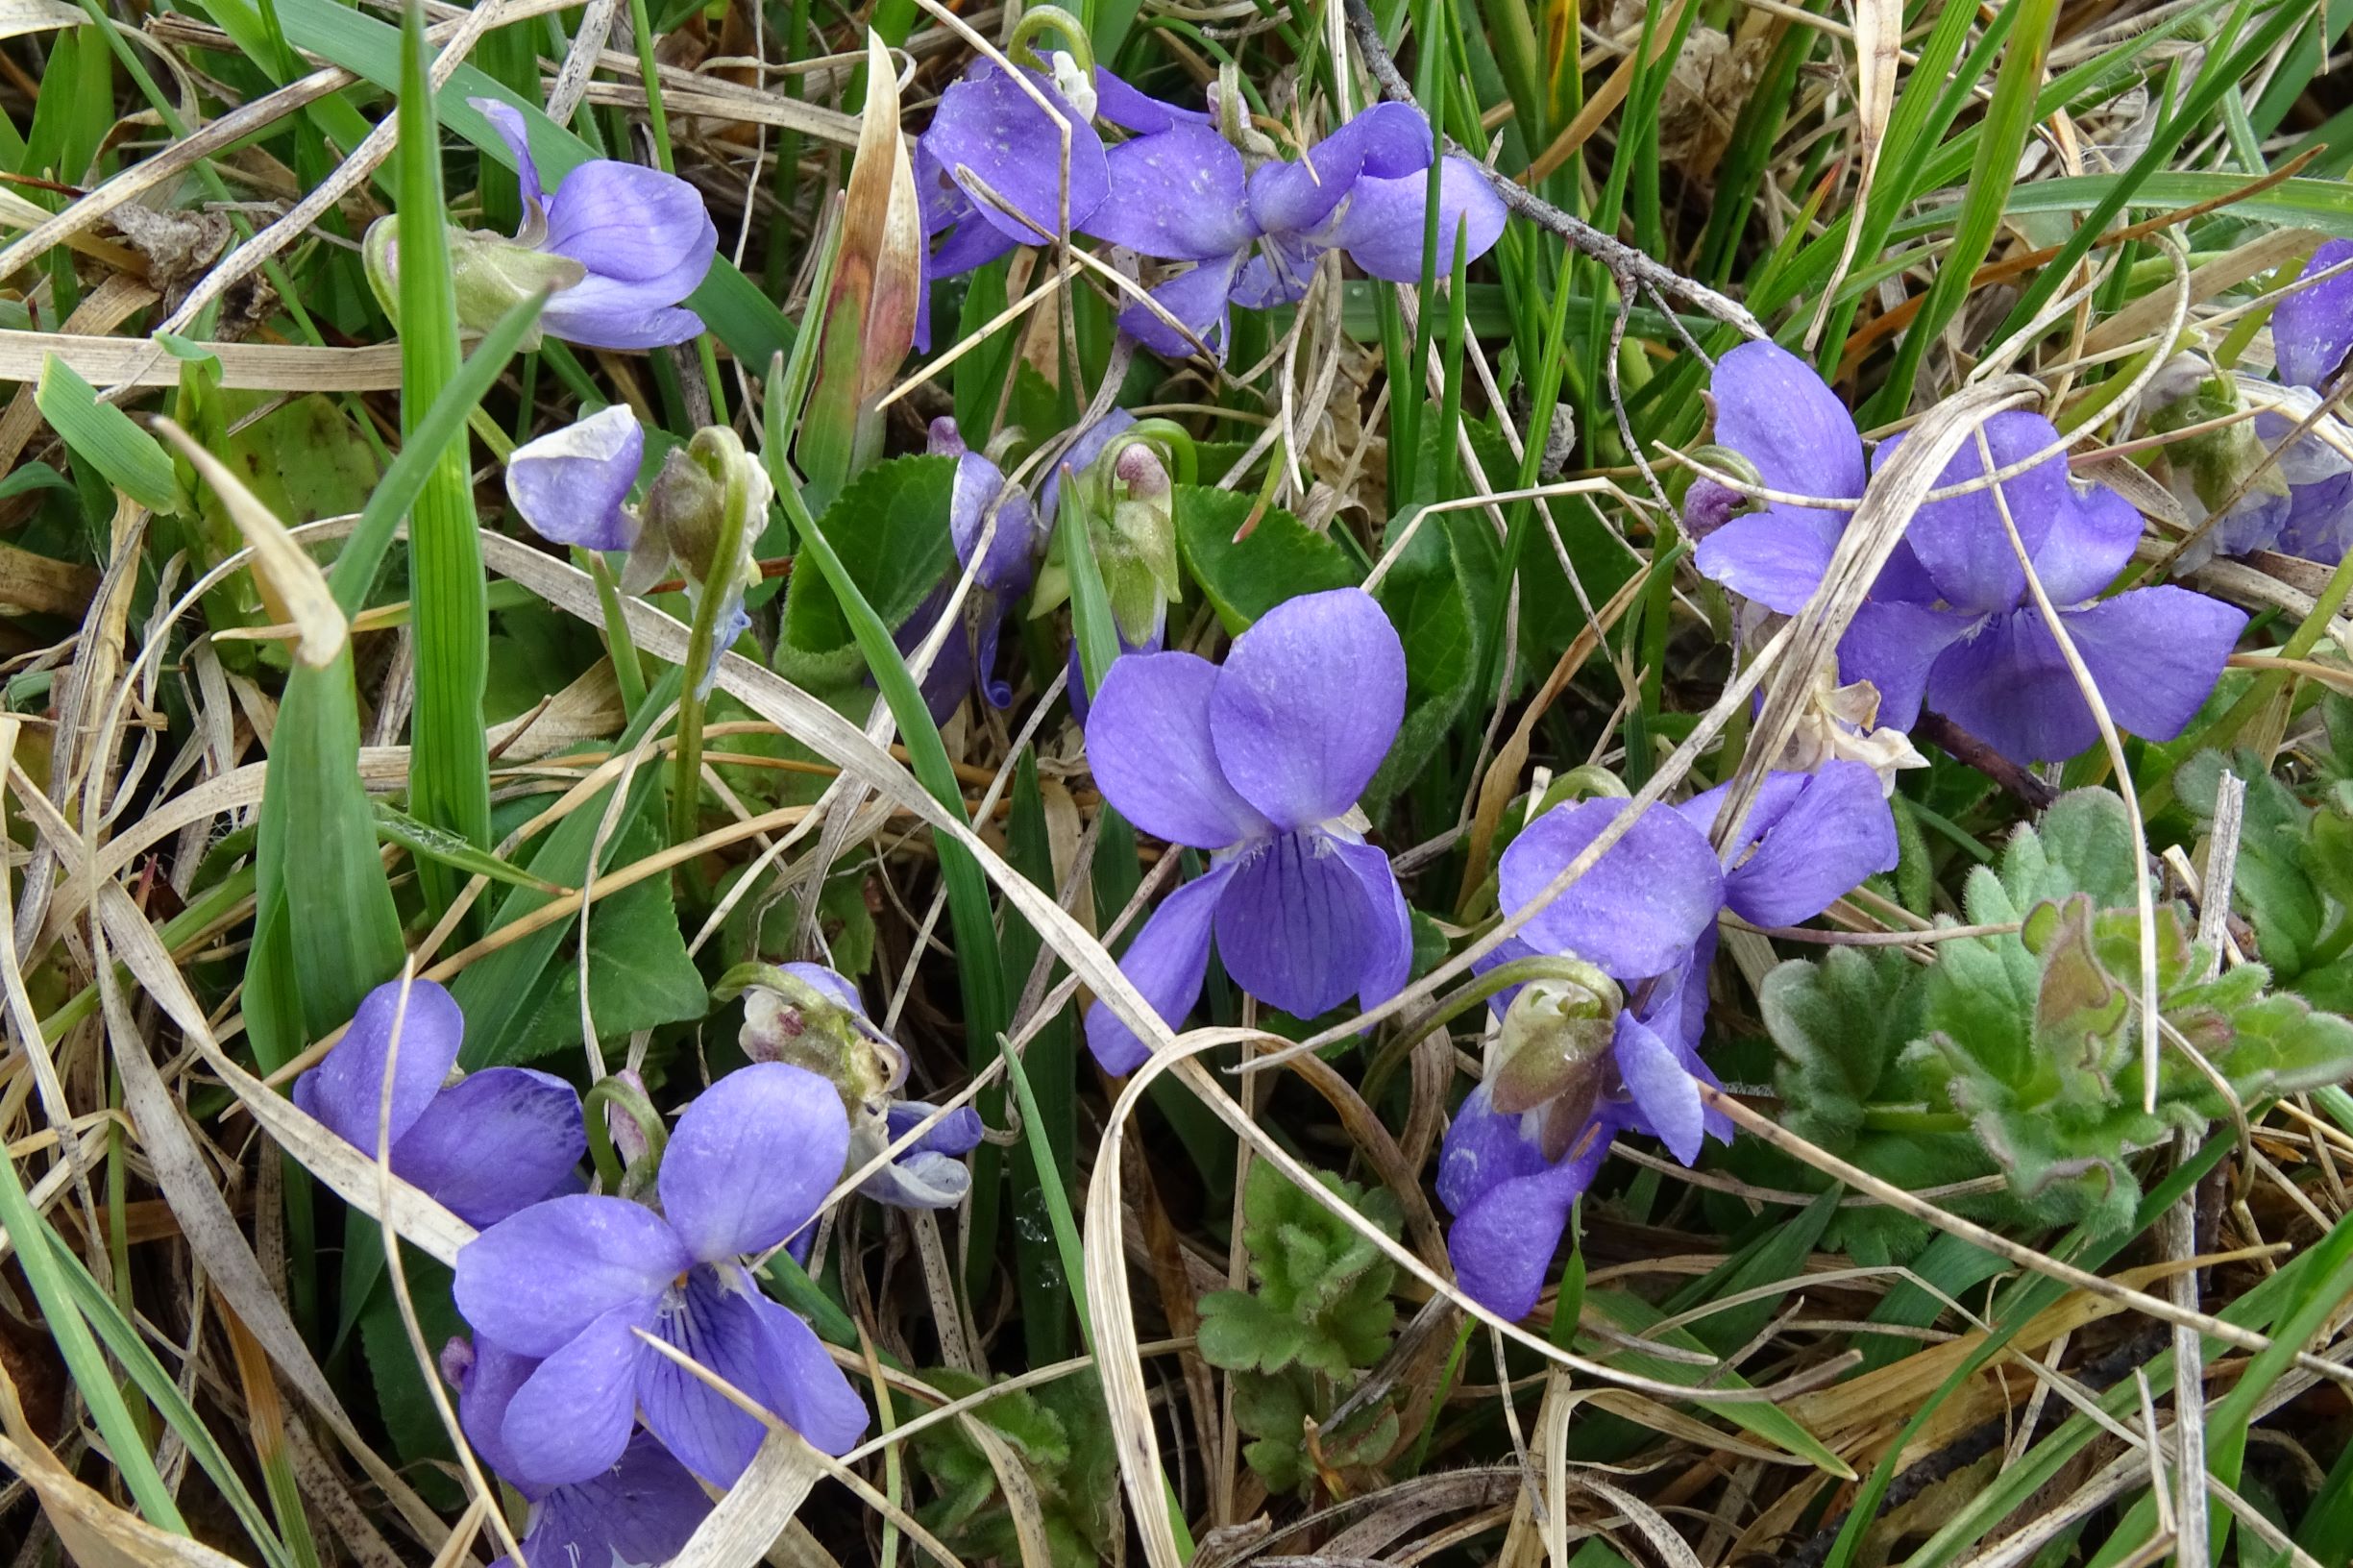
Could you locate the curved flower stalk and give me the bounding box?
[1083,90,1507,357]
[729,960,987,1211]
[1080,588,1412,1072]
[364,99,716,351]
[452,1063,869,1487]
[504,406,770,702]
[293,979,584,1227]
[443,1336,713,1568]
[1440,763,1897,1316]
[1690,341,2245,766]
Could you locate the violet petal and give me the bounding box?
[637,1264,772,1486]
[1213,829,1393,1019]
[1087,649,1272,848]
[505,405,644,552]
[296,978,465,1161]
[1250,101,1434,236]
[1497,799,1724,981]
[2276,238,2353,390]
[1085,862,1234,1074]
[497,1303,651,1487]
[1325,156,1507,284]
[392,1067,585,1228]
[1207,587,1406,833]
[659,1063,848,1264]
[453,1193,687,1358]
[742,1286,870,1457]
[1086,124,1254,258]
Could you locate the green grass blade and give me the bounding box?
[1865,0,2059,421]
[0,1131,186,1531]
[393,0,493,913]
[331,290,546,617]
[47,1237,293,1568]
[1002,748,1076,1366]
[252,0,797,369]
[1981,0,2309,354]
[450,665,683,1066]
[36,355,178,513]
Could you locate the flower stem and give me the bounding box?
[1006,4,1093,71]
[583,550,648,720]
[669,433,757,849]
[584,1075,669,1194]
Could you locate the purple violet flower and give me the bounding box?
[451,1062,868,1488]
[1441,763,1896,1317]
[444,1335,713,1567]
[292,979,584,1229]
[898,417,1046,722]
[913,63,1193,349]
[1080,588,1412,1071]
[1690,341,2246,766]
[2245,241,2353,561]
[472,99,717,350]
[1085,100,1507,357]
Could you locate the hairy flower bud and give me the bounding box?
[1680,443,1763,538]
[733,964,901,1113]
[361,215,586,349]
[1490,961,1623,1122]
[1100,438,1181,648]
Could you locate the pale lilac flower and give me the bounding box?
[452,1063,868,1487]
[1691,341,2246,766]
[1084,100,1507,357]
[504,404,644,554]
[898,418,1046,721]
[864,1101,988,1210]
[737,961,985,1212]
[443,1335,712,1567]
[504,408,768,698]
[1081,588,1411,1071]
[293,979,583,1228]
[1440,764,1897,1316]
[472,99,717,349]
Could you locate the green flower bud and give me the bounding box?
[1491,960,1623,1147]
[2151,378,2289,516]
[641,427,771,590]
[361,215,583,348]
[1099,437,1181,647]
[728,964,901,1113]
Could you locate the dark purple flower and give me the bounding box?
[1441,764,1896,1317]
[444,1335,714,1566]
[1692,341,2246,766]
[293,979,584,1229]
[1086,100,1507,357]
[452,1063,868,1487]
[913,61,1152,350]
[473,99,716,350]
[900,418,1046,721]
[1081,589,1411,1071]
